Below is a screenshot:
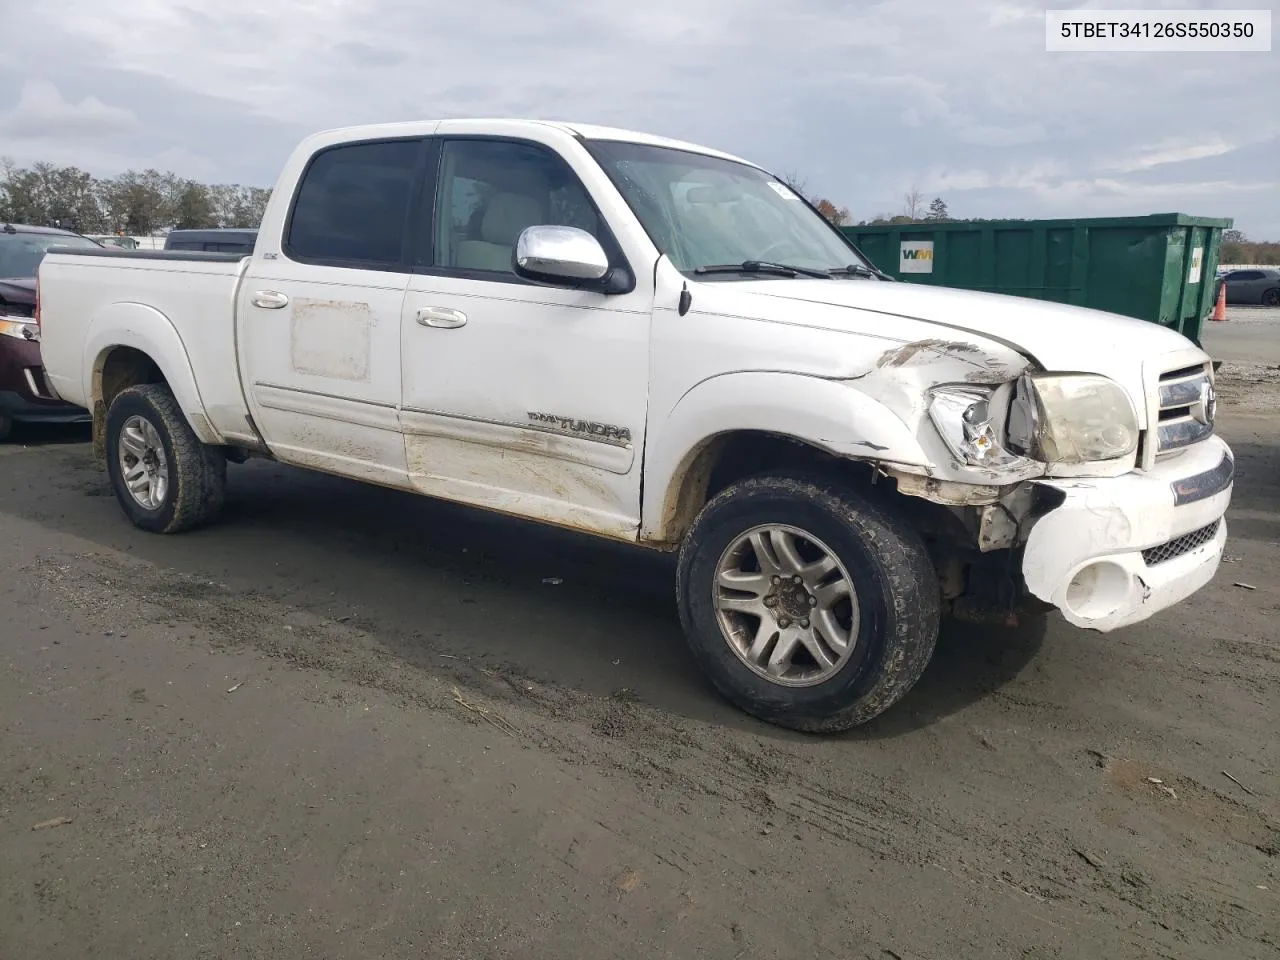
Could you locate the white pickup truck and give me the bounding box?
[36,119,1233,732]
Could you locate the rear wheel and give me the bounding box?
[1262,287,1280,308]
[675,472,940,732]
[105,384,226,533]
[0,413,11,442]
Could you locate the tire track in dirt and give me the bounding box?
[23,545,1279,959]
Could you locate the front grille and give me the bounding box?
[1154,363,1215,454]
[1141,520,1219,566]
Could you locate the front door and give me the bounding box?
[237,136,427,488]
[399,134,654,539]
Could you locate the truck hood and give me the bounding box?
[711,277,1203,405]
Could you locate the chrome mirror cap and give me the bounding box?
[514,225,610,282]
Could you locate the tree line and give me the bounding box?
[1220,230,1280,266]
[0,158,271,236]
[5,156,945,237]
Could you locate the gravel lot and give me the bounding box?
[1,355,1276,959]
[1203,306,1280,367]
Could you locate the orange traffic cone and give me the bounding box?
[1210,281,1227,321]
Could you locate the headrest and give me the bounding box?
[481,193,543,246]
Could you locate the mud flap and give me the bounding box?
[92,399,107,464]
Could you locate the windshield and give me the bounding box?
[585,140,870,276]
[0,232,100,279]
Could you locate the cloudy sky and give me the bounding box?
[1,0,1277,237]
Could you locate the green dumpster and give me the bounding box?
[841,213,1232,346]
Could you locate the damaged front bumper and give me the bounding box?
[1021,436,1233,632]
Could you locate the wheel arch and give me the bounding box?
[641,371,931,544]
[83,303,221,458]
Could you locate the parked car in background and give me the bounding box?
[163,228,258,254]
[0,224,99,438]
[1221,268,1280,307]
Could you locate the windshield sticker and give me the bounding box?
[768,181,800,201]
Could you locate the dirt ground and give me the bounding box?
[1,368,1277,959]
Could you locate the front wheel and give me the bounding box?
[675,473,940,732]
[105,384,227,533]
[1262,287,1280,308]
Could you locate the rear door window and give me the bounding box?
[286,139,425,269]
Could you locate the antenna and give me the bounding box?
[678,281,692,316]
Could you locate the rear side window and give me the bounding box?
[286,139,423,267]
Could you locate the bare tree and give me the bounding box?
[902,187,925,221]
[779,168,811,199]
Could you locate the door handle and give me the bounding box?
[251,290,289,309]
[416,306,467,329]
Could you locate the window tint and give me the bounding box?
[287,139,422,266]
[1229,270,1263,281]
[433,139,602,275]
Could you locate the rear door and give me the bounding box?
[236,137,428,487]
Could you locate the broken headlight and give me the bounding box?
[1006,373,1138,463]
[928,387,1022,468]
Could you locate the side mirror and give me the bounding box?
[514,225,610,285]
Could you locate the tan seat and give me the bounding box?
[454,193,543,272]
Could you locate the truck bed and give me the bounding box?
[38,248,253,443]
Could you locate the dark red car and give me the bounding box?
[0,224,101,439]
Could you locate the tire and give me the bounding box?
[675,472,939,732]
[1262,288,1280,308]
[0,413,12,442]
[105,383,226,533]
